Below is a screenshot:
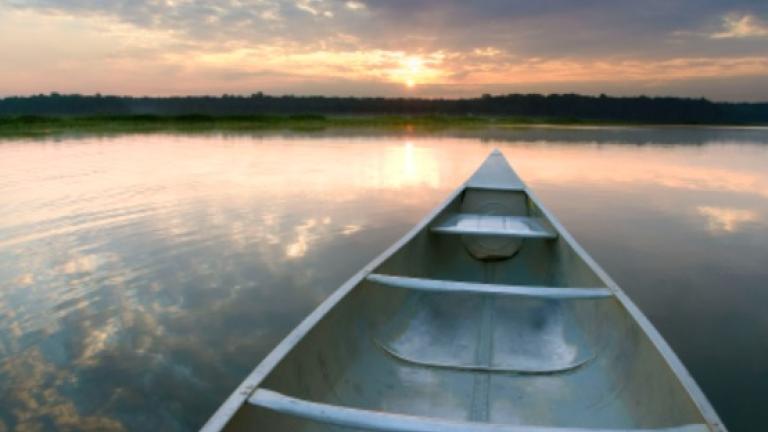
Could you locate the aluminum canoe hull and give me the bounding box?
[202,149,725,432]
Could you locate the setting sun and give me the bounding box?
[406,57,423,72]
[405,57,423,87]
[388,55,431,89]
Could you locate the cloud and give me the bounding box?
[711,13,768,39]
[1,0,768,98]
[345,1,365,11]
[4,0,767,54]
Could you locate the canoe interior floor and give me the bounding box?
[233,284,706,431]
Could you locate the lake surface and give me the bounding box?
[0,127,766,431]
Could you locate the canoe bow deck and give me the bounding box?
[202,149,725,432]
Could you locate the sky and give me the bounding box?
[1,0,767,101]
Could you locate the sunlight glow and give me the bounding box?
[400,56,424,88]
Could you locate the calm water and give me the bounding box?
[0,128,767,431]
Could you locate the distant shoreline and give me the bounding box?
[3,93,768,129]
[2,114,767,137]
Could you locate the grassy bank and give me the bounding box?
[0,114,631,137]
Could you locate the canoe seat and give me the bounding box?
[366,274,612,299]
[249,388,709,432]
[431,214,556,239]
[366,275,610,374]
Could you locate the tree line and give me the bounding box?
[1,92,766,124]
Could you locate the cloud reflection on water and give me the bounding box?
[0,136,450,431]
[696,206,760,234]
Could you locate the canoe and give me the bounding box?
[202,150,726,432]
